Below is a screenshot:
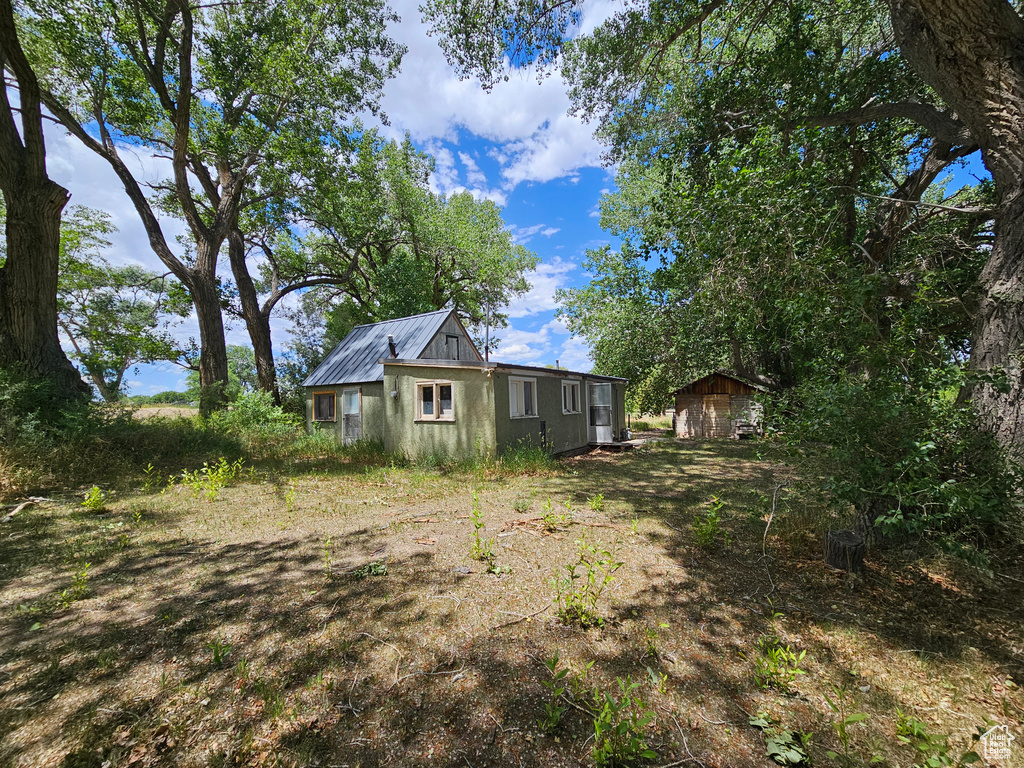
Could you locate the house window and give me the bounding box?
[562,381,581,414]
[445,334,460,360]
[509,377,537,418]
[416,381,454,421]
[312,391,336,422]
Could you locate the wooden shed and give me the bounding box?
[672,372,764,439]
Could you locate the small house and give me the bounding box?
[672,372,764,439]
[303,309,628,458]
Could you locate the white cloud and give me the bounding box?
[541,227,560,237]
[375,0,606,192]
[505,257,576,318]
[556,335,593,372]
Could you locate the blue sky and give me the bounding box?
[44,0,623,396]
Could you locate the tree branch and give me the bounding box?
[798,101,972,145]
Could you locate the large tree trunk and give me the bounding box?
[889,0,1024,453]
[0,183,87,401]
[187,263,230,417]
[228,229,279,402]
[0,0,88,405]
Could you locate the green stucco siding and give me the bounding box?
[492,372,590,454]
[382,364,497,459]
[305,382,385,443]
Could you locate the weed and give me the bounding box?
[539,498,572,532]
[823,685,878,767]
[285,483,297,512]
[470,492,497,569]
[554,535,623,628]
[643,622,670,660]
[142,462,159,492]
[351,559,388,579]
[646,666,668,694]
[322,537,333,577]
[896,710,980,768]
[96,647,120,669]
[207,638,233,667]
[131,508,144,524]
[538,652,569,733]
[751,635,807,692]
[693,495,730,549]
[181,457,245,502]
[81,486,107,512]
[58,562,91,609]
[512,496,532,514]
[588,493,606,513]
[236,659,250,680]
[749,712,813,767]
[592,676,657,768]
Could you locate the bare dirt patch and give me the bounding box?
[132,406,198,420]
[1,441,1020,768]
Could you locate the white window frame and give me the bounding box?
[415,380,455,422]
[312,390,336,422]
[561,380,582,414]
[509,376,538,419]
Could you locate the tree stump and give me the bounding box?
[825,529,865,574]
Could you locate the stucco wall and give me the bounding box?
[381,364,497,459]
[305,382,385,443]
[492,371,593,454]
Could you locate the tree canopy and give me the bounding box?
[57,207,190,401]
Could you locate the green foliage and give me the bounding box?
[538,652,570,733]
[469,492,498,571]
[896,711,981,768]
[822,685,879,767]
[541,498,573,532]
[749,713,813,767]
[512,496,532,514]
[591,676,657,768]
[752,637,807,693]
[207,638,233,668]
[497,442,557,476]
[553,535,623,628]
[81,486,107,512]
[692,496,730,550]
[58,562,92,609]
[180,457,246,502]
[322,537,333,577]
[350,559,388,579]
[771,368,1015,554]
[56,206,188,402]
[588,493,606,512]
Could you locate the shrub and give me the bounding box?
[768,366,1018,557]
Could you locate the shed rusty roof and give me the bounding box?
[303,309,453,387]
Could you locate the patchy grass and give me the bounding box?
[0,440,1021,768]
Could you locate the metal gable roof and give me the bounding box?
[303,309,455,387]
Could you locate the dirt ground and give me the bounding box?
[132,406,199,420]
[0,440,1021,768]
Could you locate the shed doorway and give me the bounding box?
[588,382,613,443]
[342,388,362,444]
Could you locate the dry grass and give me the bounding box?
[0,440,1021,768]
